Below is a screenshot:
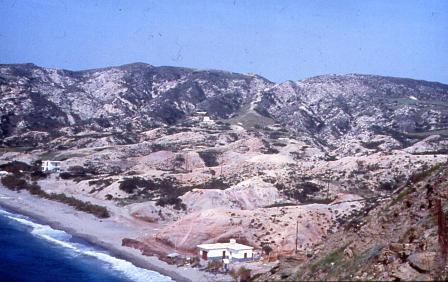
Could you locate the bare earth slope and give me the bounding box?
[1,63,448,280]
[258,162,448,281]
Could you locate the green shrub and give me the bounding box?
[198,150,220,167]
[0,161,32,174]
[264,202,298,208]
[378,181,397,191]
[68,166,87,175]
[309,246,346,273]
[59,172,72,179]
[119,177,151,193]
[237,266,252,282]
[409,164,442,183]
[1,174,27,190]
[200,177,230,190]
[27,182,45,196]
[88,178,113,187]
[30,170,47,180]
[261,140,279,154]
[206,260,223,273]
[1,173,109,218]
[59,166,95,180]
[156,196,186,210]
[262,244,273,255]
[44,192,110,218]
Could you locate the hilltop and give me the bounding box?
[1,62,447,280]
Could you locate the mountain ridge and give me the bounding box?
[1,62,448,280]
[0,63,448,154]
[3,62,448,85]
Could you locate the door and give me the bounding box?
[202,250,208,260]
[222,250,226,258]
[244,252,247,259]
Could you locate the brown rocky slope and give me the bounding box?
[258,162,448,281]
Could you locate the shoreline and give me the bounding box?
[0,187,220,282]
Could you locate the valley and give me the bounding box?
[1,62,447,280]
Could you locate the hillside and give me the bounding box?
[1,63,448,279]
[259,162,448,281]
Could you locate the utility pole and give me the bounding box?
[295,218,299,254]
[219,154,223,177]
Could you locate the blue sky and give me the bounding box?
[0,0,447,83]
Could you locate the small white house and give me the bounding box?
[41,161,61,173]
[191,111,214,123]
[0,170,10,177]
[197,239,254,263]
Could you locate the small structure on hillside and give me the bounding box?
[197,239,254,264]
[0,170,10,177]
[167,252,180,259]
[41,160,61,173]
[191,111,214,124]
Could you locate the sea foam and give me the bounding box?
[0,208,173,282]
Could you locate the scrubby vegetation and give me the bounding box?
[378,181,398,191]
[264,202,298,208]
[197,177,230,190]
[88,178,114,187]
[119,176,230,209]
[43,192,110,218]
[59,165,94,181]
[261,139,280,154]
[275,181,327,203]
[156,196,186,210]
[0,160,46,180]
[409,163,443,183]
[198,150,220,167]
[361,140,384,150]
[308,245,347,273]
[0,160,32,174]
[1,174,28,190]
[119,177,153,194]
[0,167,109,218]
[119,177,187,210]
[239,267,252,281]
[206,260,224,273]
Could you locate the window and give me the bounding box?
[202,250,208,260]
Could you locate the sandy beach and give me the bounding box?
[0,185,225,282]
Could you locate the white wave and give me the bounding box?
[0,208,14,216]
[0,208,173,282]
[84,250,173,282]
[39,234,79,251]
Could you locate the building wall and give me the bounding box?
[199,248,228,259]
[42,161,61,172]
[230,249,253,260]
[199,248,253,261]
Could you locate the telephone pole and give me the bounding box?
[295,219,299,254]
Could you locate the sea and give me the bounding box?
[0,207,173,282]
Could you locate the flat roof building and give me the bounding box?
[41,161,61,173]
[197,239,253,263]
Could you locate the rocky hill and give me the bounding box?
[1,63,447,154]
[0,63,271,147]
[1,63,448,279]
[263,75,448,151]
[259,162,448,281]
